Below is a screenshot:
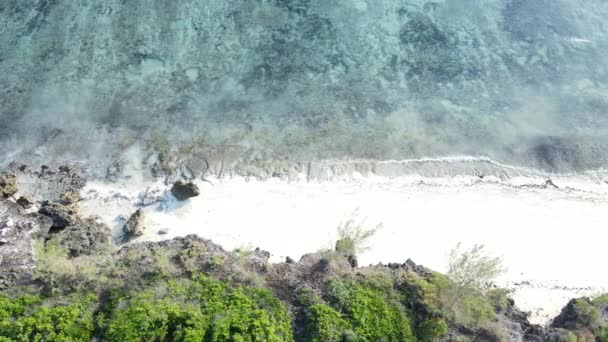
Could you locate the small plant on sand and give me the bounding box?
[334,215,381,257]
[436,244,506,329]
[447,244,505,292]
[321,212,381,269]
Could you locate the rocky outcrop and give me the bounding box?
[0,198,50,290]
[4,162,87,203]
[0,174,17,198]
[16,195,34,209]
[123,209,147,238]
[171,181,200,201]
[38,201,79,231]
[34,184,111,257]
[550,297,608,337]
[37,201,111,257]
[54,217,111,257]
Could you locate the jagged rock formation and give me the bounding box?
[122,208,147,238]
[0,198,48,290]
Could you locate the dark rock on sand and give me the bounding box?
[171,181,200,201]
[123,209,147,238]
[16,195,34,209]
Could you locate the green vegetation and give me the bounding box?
[416,318,448,342]
[0,294,96,342]
[334,216,380,257]
[101,276,293,342]
[447,244,505,292]
[0,276,294,342]
[326,279,415,341]
[1,227,603,341]
[305,304,352,342]
[302,276,451,342]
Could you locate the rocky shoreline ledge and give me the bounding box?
[0,162,606,341]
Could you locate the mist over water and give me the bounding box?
[1,0,608,175]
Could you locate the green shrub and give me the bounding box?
[417,318,448,341]
[547,330,578,342]
[446,288,495,329]
[598,327,608,342]
[574,299,601,331]
[101,275,294,342]
[592,294,608,306]
[486,289,511,311]
[305,304,351,342]
[334,216,380,257]
[399,272,442,314]
[0,294,96,342]
[435,244,506,329]
[326,279,416,342]
[447,244,505,292]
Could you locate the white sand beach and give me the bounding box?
[79,170,608,325]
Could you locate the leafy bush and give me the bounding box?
[305,304,351,342]
[416,318,448,341]
[592,294,608,306]
[399,272,442,315]
[0,294,96,342]
[436,244,507,329]
[598,327,608,342]
[325,279,416,342]
[334,215,380,257]
[433,276,495,329]
[101,275,294,342]
[486,288,511,311]
[447,244,505,292]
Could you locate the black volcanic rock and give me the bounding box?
[171,181,200,201]
[123,209,147,238]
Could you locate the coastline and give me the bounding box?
[76,157,608,325]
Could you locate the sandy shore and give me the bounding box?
[79,172,608,325]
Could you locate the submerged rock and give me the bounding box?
[171,181,200,201]
[123,209,147,238]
